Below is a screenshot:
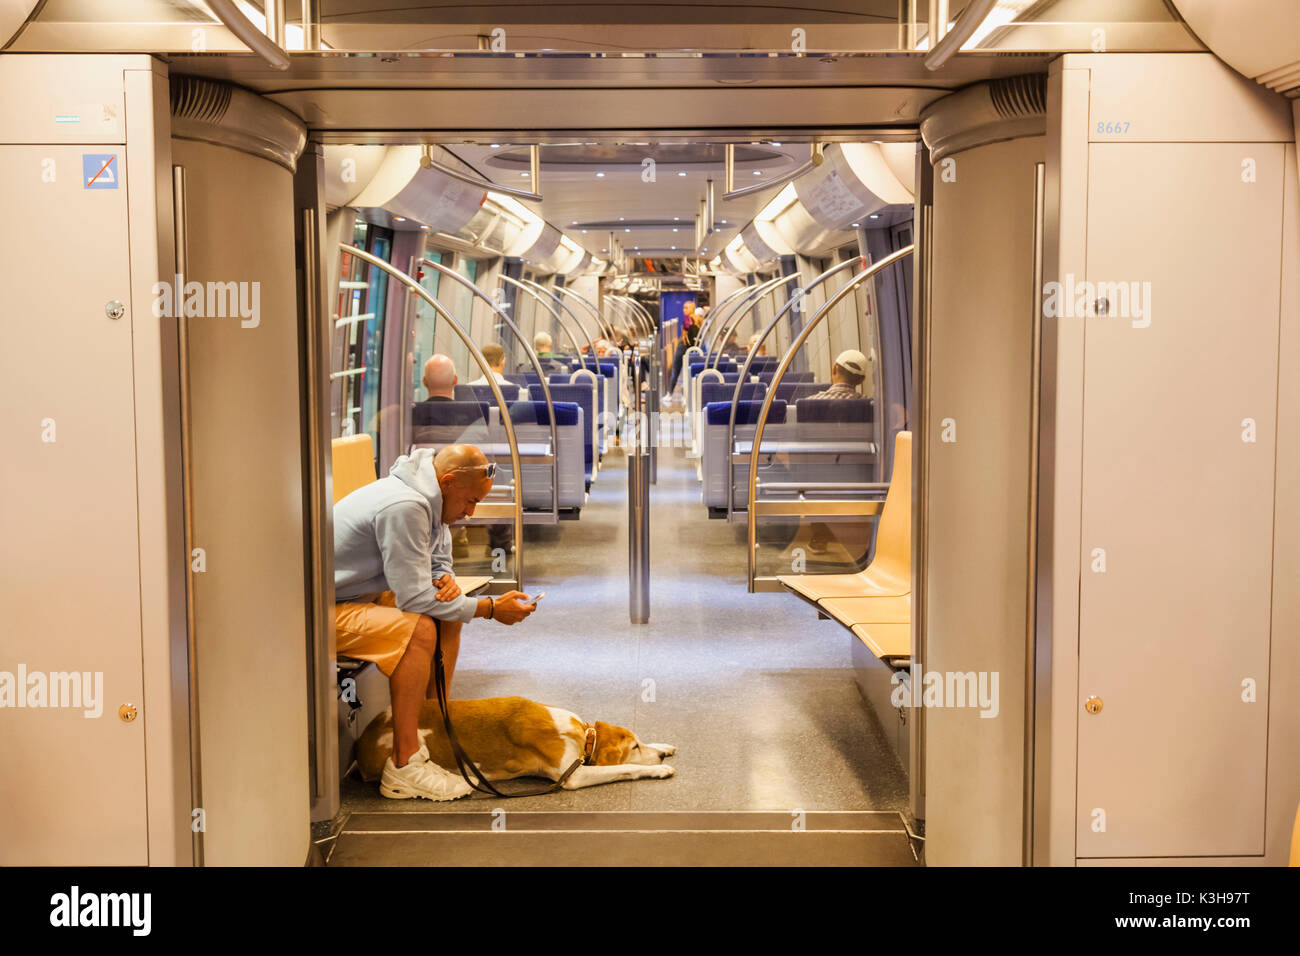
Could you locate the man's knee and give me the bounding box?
[408,615,437,654]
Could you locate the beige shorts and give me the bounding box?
[334,591,421,677]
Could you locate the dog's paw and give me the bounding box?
[647,764,675,779]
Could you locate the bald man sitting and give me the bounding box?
[421,354,457,401]
[334,443,537,801]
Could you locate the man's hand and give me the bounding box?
[491,590,537,625]
[434,573,461,602]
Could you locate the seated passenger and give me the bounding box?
[468,342,526,401]
[419,354,457,403]
[748,334,768,357]
[334,443,537,801]
[524,331,570,375]
[807,349,869,400]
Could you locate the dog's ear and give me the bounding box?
[591,721,633,766]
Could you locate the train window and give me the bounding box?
[411,250,444,400]
[332,220,393,457]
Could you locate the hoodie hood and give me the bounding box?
[388,449,444,513]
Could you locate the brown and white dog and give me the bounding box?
[356,696,677,791]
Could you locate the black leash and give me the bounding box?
[432,618,591,798]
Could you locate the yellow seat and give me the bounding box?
[818,594,911,627]
[1291,801,1300,866]
[849,623,911,661]
[779,430,912,600]
[332,434,377,504]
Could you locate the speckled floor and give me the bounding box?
[328,442,910,863]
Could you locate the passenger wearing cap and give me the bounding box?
[808,348,870,400]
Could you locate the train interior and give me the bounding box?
[322,137,920,865]
[3,0,1300,868]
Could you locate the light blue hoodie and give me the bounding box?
[333,449,478,623]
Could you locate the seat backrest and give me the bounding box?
[701,381,765,406]
[411,400,491,427]
[794,397,874,423]
[706,399,786,425]
[331,434,377,504]
[868,430,912,589]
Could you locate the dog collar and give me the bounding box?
[581,724,597,764]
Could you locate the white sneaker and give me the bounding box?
[380,742,472,801]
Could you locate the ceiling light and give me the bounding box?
[625,228,630,232]
[393,216,406,222]
[673,216,679,221]
[772,141,782,146]
[571,220,578,225]
[520,172,529,178]
[851,223,860,227]
[596,172,605,177]
[677,171,686,177]
[619,217,624,221]
[672,228,678,233]
[753,170,762,176]
[490,144,500,148]
[869,213,881,219]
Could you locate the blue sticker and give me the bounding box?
[83,153,119,189]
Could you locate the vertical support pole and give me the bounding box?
[266,0,286,48]
[1023,162,1046,865]
[627,347,650,623]
[301,0,321,50]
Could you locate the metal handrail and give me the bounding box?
[344,245,525,586]
[746,244,914,591]
[555,285,616,339]
[607,294,653,336]
[419,144,542,202]
[703,273,790,364]
[416,256,560,525]
[206,0,290,70]
[723,141,824,202]
[924,0,998,70]
[697,279,775,349]
[724,255,866,521]
[707,268,814,371]
[620,295,658,338]
[172,165,204,867]
[498,274,595,369]
[519,277,600,366]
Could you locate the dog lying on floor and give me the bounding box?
[355,696,677,791]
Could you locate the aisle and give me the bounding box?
[337,444,908,818]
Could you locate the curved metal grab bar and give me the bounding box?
[924,0,998,70]
[416,255,563,527]
[723,142,824,202]
[518,277,600,366]
[342,243,528,588]
[497,273,595,370]
[613,295,652,337]
[697,281,767,346]
[419,145,543,202]
[708,271,805,370]
[745,245,914,591]
[606,294,653,336]
[206,0,291,70]
[618,295,657,338]
[725,255,866,521]
[705,273,791,367]
[555,285,616,340]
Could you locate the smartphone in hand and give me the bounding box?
[526,591,546,606]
